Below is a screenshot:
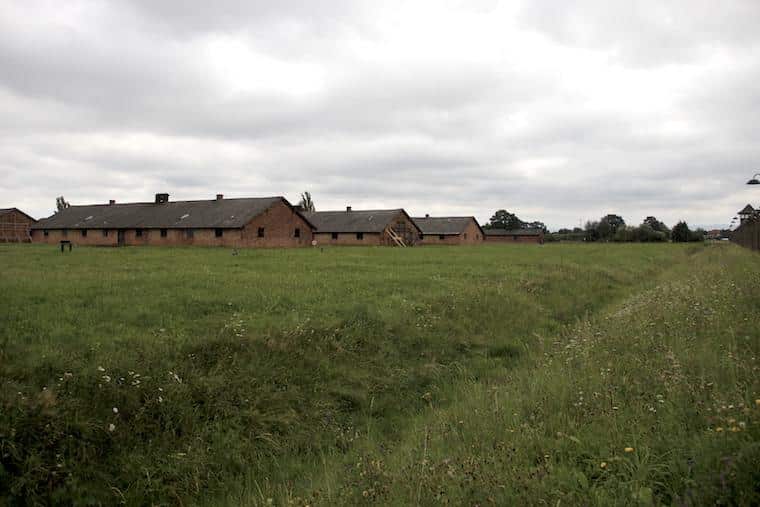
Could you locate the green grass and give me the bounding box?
[0,243,757,505]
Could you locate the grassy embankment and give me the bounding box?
[0,243,757,505]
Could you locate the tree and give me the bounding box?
[525,220,547,232]
[671,221,691,242]
[584,220,600,241]
[298,191,315,212]
[55,196,70,213]
[643,216,669,234]
[598,214,625,240]
[488,209,523,230]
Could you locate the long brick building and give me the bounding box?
[483,228,544,244]
[304,207,421,246]
[0,208,36,243]
[30,194,314,248]
[412,215,484,245]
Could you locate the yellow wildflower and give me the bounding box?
[624,447,635,453]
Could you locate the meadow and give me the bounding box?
[0,242,758,505]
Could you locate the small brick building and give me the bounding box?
[304,207,421,246]
[30,194,315,248]
[483,228,544,244]
[0,208,36,242]
[412,215,484,245]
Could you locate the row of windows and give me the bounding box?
[38,228,302,239]
[330,232,364,240]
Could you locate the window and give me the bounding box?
[419,233,424,240]
[81,229,88,237]
[43,230,49,237]
[257,227,265,238]
[215,228,223,238]
[62,229,68,237]
[160,229,168,238]
[356,232,364,240]
[102,229,108,237]
[331,232,339,240]
[439,235,445,240]
[185,229,194,239]
[135,229,143,237]
[294,228,300,238]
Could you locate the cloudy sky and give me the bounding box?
[2,0,759,229]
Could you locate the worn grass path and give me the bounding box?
[1,243,757,505]
[217,244,760,506]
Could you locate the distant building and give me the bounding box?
[412,215,484,245]
[304,207,421,246]
[30,194,314,248]
[0,208,36,243]
[738,204,756,224]
[483,228,544,244]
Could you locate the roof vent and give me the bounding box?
[155,193,169,204]
[109,199,115,205]
[346,206,352,212]
[216,194,224,200]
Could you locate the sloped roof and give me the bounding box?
[484,228,543,236]
[412,216,483,236]
[0,208,36,221]
[32,197,311,230]
[304,209,421,233]
[738,204,755,215]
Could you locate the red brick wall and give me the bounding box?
[314,232,383,246]
[484,233,544,244]
[30,200,314,248]
[0,210,35,242]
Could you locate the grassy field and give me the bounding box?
[1,243,758,505]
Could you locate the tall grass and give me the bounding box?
[0,243,757,505]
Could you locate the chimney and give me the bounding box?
[346,206,352,212]
[155,193,169,204]
[425,213,430,218]
[216,194,224,200]
[109,200,116,205]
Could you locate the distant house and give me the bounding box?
[304,207,421,246]
[0,208,36,243]
[412,215,484,245]
[30,193,314,248]
[483,228,544,244]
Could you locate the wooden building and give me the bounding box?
[412,215,484,245]
[0,208,36,243]
[304,207,421,246]
[30,194,314,248]
[484,228,544,244]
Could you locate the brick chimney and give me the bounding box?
[109,200,116,205]
[346,206,352,212]
[216,194,224,200]
[155,193,169,204]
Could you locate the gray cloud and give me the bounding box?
[1,0,759,229]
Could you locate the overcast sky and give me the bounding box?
[2,1,759,229]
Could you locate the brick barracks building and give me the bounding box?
[412,215,484,245]
[483,228,545,244]
[0,208,36,243]
[30,194,315,248]
[304,207,422,246]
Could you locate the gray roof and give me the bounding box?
[412,216,482,236]
[738,204,755,214]
[32,197,308,230]
[304,209,420,233]
[0,208,36,221]
[484,228,543,236]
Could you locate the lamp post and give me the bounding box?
[747,174,760,185]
